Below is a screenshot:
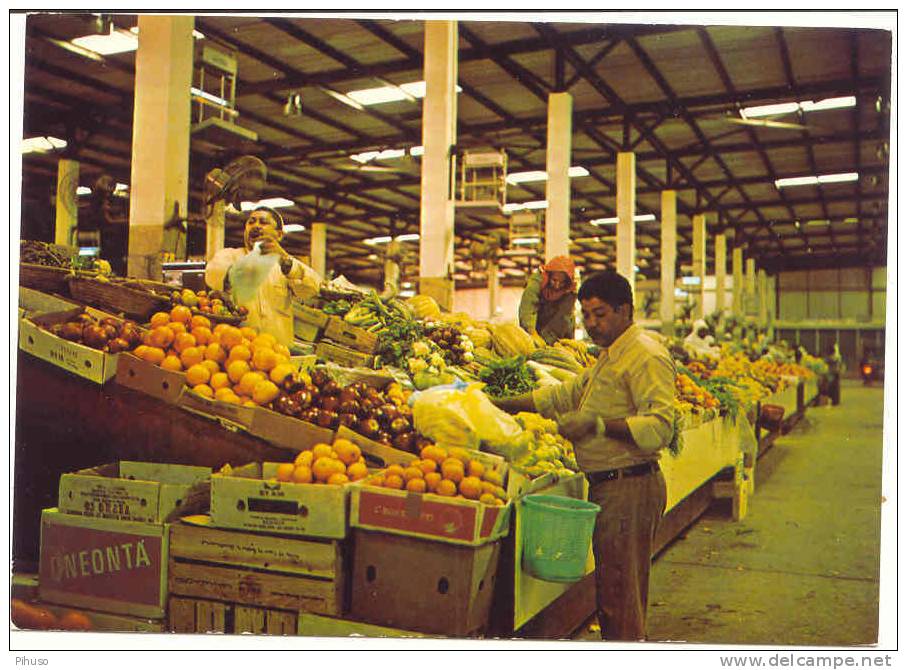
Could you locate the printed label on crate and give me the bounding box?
[60,480,151,521]
[39,523,163,607]
[479,506,501,539]
[357,490,477,542]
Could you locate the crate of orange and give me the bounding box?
[209,437,369,539]
[349,444,513,547]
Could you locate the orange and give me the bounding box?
[273,354,291,368]
[448,447,472,467]
[180,346,204,369]
[170,305,192,324]
[409,458,422,468]
[220,327,243,349]
[148,326,174,349]
[418,459,438,475]
[383,474,404,490]
[226,360,251,384]
[138,346,166,365]
[228,344,252,362]
[424,472,442,492]
[334,441,361,466]
[210,372,230,391]
[191,327,212,346]
[402,466,424,482]
[481,470,504,487]
[269,363,296,385]
[420,445,448,465]
[481,481,498,496]
[205,343,227,364]
[221,394,242,406]
[346,462,368,481]
[467,460,485,479]
[459,476,483,500]
[327,472,350,486]
[251,347,278,372]
[192,383,214,399]
[150,312,171,328]
[201,360,221,376]
[252,380,280,405]
[161,355,182,372]
[173,332,197,353]
[167,321,187,336]
[292,465,314,484]
[133,345,149,359]
[385,464,406,479]
[241,338,254,350]
[240,326,258,341]
[492,486,507,500]
[274,344,291,359]
[294,450,314,467]
[243,400,257,408]
[435,479,458,497]
[252,333,277,350]
[406,478,427,493]
[479,492,497,506]
[276,463,295,482]
[186,364,211,387]
[191,315,212,330]
[440,459,465,483]
[312,443,334,460]
[368,475,385,488]
[312,457,336,483]
[214,387,237,402]
[213,323,230,336]
[237,371,267,396]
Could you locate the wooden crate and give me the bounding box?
[168,596,297,635]
[315,341,376,369]
[323,317,379,354]
[168,517,347,621]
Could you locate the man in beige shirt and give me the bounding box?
[495,270,675,640]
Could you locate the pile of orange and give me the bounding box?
[275,438,368,486]
[365,445,507,506]
[132,307,294,407]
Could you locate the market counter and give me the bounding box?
[13,351,291,572]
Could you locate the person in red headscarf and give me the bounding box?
[518,255,577,346]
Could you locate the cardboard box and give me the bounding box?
[292,303,331,329]
[323,317,379,354]
[115,352,186,404]
[506,469,586,500]
[210,463,350,539]
[316,341,377,369]
[349,529,501,636]
[19,308,125,384]
[57,461,212,524]
[294,319,323,343]
[169,596,298,635]
[19,286,79,317]
[297,612,431,638]
[178,387,256,430]
[38,508,169,619]
[246,406,335,453]
[349,480,512,547]
[335,425,416,468]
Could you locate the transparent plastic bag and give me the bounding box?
[228,241,279,304]
[412,386,479,451]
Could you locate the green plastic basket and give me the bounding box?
[521,494,601,582]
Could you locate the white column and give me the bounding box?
[127,15,193,279]
[616,152,636,288]
[418,20,458,310]
[310,222,327,278]
[746,257,756,315]
[54,158,79,246]
[544,92,572,261]
[732,246,744,316]
[488,259,499,321]
[715,233,727,312]
[758,268,768,327]
[204,199,225,261]
[659,190,677,335]
[692,213,706,319]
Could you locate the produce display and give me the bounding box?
[272,437,369,486]
[674,371,721,417]
[170,287,248,320]
[20,240,111,275]
[477,355,538,398]
[509,412,579,478]
[363,444,508,506]
[45,311,143,353]
[11,599,93,631]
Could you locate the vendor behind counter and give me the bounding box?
[518,255,577,346]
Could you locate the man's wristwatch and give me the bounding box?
[279,255,293,275]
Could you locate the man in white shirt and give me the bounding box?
[494,270,675,640]
[205,207,322,346]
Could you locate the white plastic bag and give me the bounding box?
[228,241,279,304]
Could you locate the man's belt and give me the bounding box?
[586,461,658,485]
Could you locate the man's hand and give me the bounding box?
[558,410,599,443]
[258,230,289,260]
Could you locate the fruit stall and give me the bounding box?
[13,269,828,637]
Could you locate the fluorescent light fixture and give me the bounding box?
[398,290,416,298]
[191,87,229,108]
[21,136,67,154]
[590,213,656,225]
[114,183,129,195]
[506,166,590,185]
[633,265,640,272]
[350,148,407,164]
[401,282,414,289]
[569,166,590,178]
[240,197,294,210]
[675,288,689,298]
[129,26,205,40]
[351,150,380,164]
[843,217,859,224]
[409,146,424,157]
[395,234,420,242]
[512,237,541,246]
[78,247,100,256]
[345,80,462,106]
[367,253,379,260]
[71,27,138,55]
[320,87,365,111]
[806,219,830,227]
[503,200,548,213]
[681,276,702,286]
[775,172,859,189]
[364,236,392,246]
[76,186,91,196]
[504,268,526,277]
[282,224,305,233]
[741,96,856,119]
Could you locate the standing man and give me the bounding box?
[518,255,577,346]
[206,206,322,346]
[495,270,675,640]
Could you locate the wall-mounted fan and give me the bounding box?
[203,155,266,259]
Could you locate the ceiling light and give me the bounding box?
[503,200,548,213]
[798,96,856,113]
[505,166,590,185]
[844,217,859,224]
[590,213,656,225]
[71,26,138,55]
[128,26,205,40]
[817,172,859,184]
[774,176,819,188]
[240,197,294,210]
[21,136,67,154]
[398,290,416,298]
[741,96,856,119]
[681,276,701,286]
[364,236,392,245]
[345,80,462,107]
[114,183,129,195]
[320,87,365,111]
[775,172,859,189]
[805,219,830,227]
[569,166,590,178]
[191,87,230,108]
[350,148,407,164]
[504,268,526,277]
[283,224,305,233]
[367,253,379,260]
[512,237,541,246]
[674,288,689,298]
[76,186,91,196]
[396,234,420,242]
[740,102,800,119]
[409,146,424,157]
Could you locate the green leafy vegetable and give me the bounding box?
[478,355,537,398]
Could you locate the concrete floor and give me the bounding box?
[579,380,886,646]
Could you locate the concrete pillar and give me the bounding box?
[715,233,727,313]
[488,259,499,321]
[746,257,756,315]
[616,151,636,289]
[204,199,225,261]
[418,20,458,310]
[758,268,768,327]
[692,214,706,319]
[54,158,79,246]
[544,92,572,261]
[310,222,327,279]
[659,190,677,335]
[127,15,193,279]
[732,246,744,316]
